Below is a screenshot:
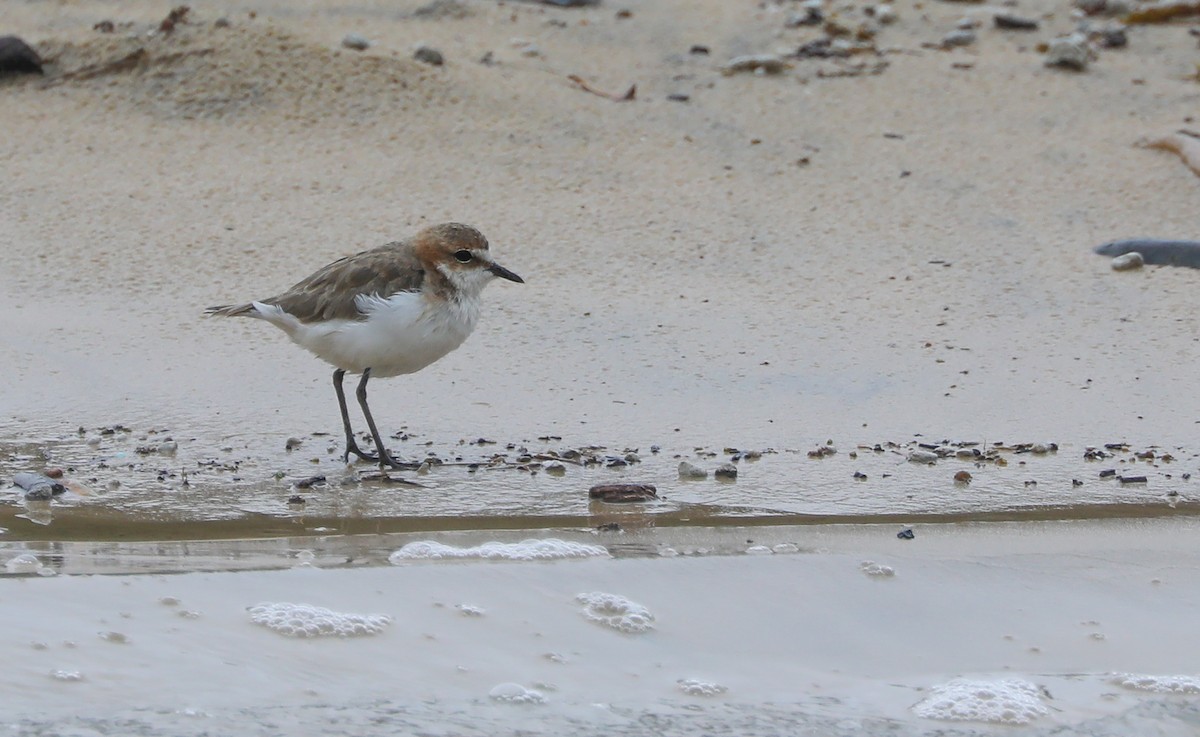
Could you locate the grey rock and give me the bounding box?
[1111,252,1144,271]
[414,45,445,66]
[714,463,738,480]
[341,33,371,51]
[678,461,708,480]
[1044,33,1091,71]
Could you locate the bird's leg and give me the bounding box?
[355,368,418,471]
[334,368,379,464]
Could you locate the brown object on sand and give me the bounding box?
[1143,131,1200,177]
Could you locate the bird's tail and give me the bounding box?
[204,302,258,318]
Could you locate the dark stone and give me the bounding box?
[0,36,43,75]
[588,483,657,503]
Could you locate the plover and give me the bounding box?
[206,222,523,470]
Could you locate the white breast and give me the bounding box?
[252,291,480,377]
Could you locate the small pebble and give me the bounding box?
[720,54,789,76]
[873,4,898,24]
[543,461,566,476]
[1044,33,1091,71]
[342,33,371,51]
[941,29,976,48]
[678,461,708,479]
[993,13,1038,30]
[157,440,178,455]
[414,45,444,66]
[1111,252,1144,271]
[897,528,915,540]
[285,437,303,451]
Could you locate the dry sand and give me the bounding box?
[3,0,1200,732]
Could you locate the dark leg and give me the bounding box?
[355,368,418,471]
[334,368,379,464]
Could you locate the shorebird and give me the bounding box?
[206,222,523,471]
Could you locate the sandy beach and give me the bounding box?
[3,0,1200,732]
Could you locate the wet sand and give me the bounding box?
[4,520,1200,734]
[3,0,1200,732]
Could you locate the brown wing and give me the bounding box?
[263,241,426,323]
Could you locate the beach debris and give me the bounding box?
[1143,131,1200,177]
[567,74,636,100]
[12,473,65,501]
[667,93,690,102]
[1111,251,1145,270]
[714,463,738,480]
[341,33,371,51]
[414,45,444,66]
[1092,25,1128,48]
[941,29,977,48]
[158,5,191,34]
[897,527,915,540]
[993,13,1039,29]
[526,0,600,6]
[721,54,790,76]
[1044,33,1092,70]
[786,0,825,27]
[588,483,657,502]
[1075,0,1136,15]
[678,461,708,479]
[1094,237,1200,266]
[867,4,899,23]
[1100,468,1118,477]
[413,0,472,19]
[1124,0,1200,23]
[0,36,43,75]
[689,45,711,55]
[1118,475,1148,484]
[293,474,326,489]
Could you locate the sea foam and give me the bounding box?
[247,602,391,638]
[389,538,608,563]
[913,678,1048,725]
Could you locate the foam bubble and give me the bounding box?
[5,553,41,574]
[457,604,486,617]
[49,670,83,682]
[488,682,547,704]
[772,543,800,554]
[677,678,728,697]
[576,592,655,634]
[247,602,391,638]
[745,545,773,555]
[860,561,896,578]
[1113,674,1200,694]
[913,678,1048,725]
[390,538,608,563]
[98,631,130,644]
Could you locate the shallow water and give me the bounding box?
[2,429,1196,541]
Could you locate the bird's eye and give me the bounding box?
[453,250,473,263]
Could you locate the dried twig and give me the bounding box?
[567,74,636,101]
